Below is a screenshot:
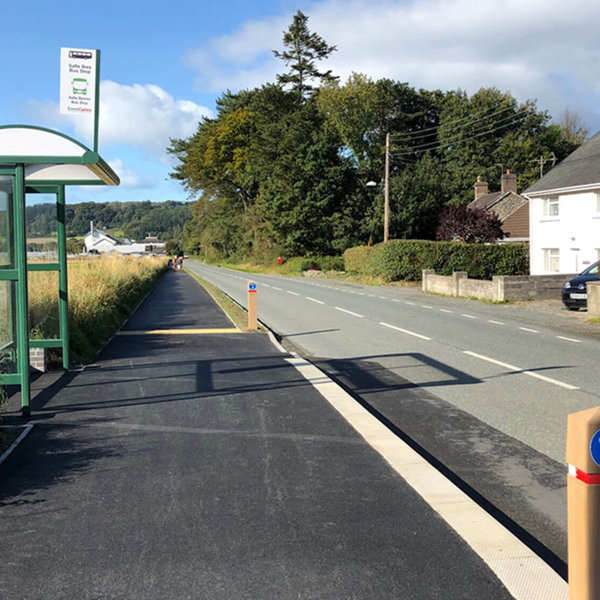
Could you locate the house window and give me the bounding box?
[544,248,560,272]
[542,197,559,217]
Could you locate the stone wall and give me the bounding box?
[422,270,574,302]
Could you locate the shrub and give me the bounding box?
[344,240,529,281]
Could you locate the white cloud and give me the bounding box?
[186,0,600,130]
[105,158,153,190]
[31,81,213,160]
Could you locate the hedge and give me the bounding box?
[343,240,529,282]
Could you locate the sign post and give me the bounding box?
[59,47,100,152]
[247,281,257,331]
[566,406,600,599]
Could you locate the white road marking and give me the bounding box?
[284,354,568,600]
[335,307,363,318]
[463,350,579,390]
[488,320,504,325]
[462,314,477,319]
[406,301,416,305]
[379,321,432,341]
[263,284,271,288]
[519,327,539,333]
[272,286,283,291]
[286,290,300,296]
[421,305,433,309]
[440,309,454,314]
[556,336,582,343]
[306,297,325,305]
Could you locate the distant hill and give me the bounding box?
[26,200,192,241]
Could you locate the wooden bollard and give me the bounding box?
[566,406,600,599]
[247,280,257,330]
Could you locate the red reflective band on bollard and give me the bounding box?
[569,464,600,485]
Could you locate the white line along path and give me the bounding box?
[463,350,579,391]
[334,306,363,318]
[281,350,568,600]
[380,321,432,341]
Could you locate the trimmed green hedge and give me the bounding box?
[344,240,529,281]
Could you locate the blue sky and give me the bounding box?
[3,0,600,205]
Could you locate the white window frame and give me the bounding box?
[544,248,560,273]
[596,192,600,213]
[542,196,559,217]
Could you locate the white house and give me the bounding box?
[84,222,119,253]
[524,131,600,275]
[84,222,166,255]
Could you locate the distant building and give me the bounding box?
[468,171,529,243]
[83,222,166,255]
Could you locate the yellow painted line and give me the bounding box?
[118,328,240,335]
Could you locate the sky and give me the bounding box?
[3,0,600,205]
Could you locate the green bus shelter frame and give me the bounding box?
[0,125,119,416]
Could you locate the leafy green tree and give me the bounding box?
[65,237,84,255]
[273,10,338,96]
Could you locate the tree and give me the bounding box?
[273,10,338,96]
[436,205,505,243]
[65,237,84,255]
[559,108,588,146]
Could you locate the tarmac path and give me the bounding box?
[0,270,554,599]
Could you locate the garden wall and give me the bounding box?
[422,270,575,302]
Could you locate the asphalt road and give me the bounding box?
[0,271,516,600]
[186,261,600,566]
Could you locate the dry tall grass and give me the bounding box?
[28,255,165,361]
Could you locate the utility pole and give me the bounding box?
[384,132,390,243]
[532,153,557,178]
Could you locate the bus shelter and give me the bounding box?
[0,125,119,415]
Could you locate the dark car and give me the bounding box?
[562,261,600,310]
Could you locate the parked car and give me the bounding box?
[562,261,600,310]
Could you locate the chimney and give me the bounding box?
[501,169,518,193]
[474,176,488,199]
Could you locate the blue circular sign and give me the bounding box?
[248,282,257,291]
[590,429,600,467]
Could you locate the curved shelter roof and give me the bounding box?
[0,125,119,186]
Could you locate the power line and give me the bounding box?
[393,109,532,153]
[390,113,531,158]
[390,103,521,142]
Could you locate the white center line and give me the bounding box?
[286,290,300,296]
[462,314,477,319]
[335,307,364,318]
[272,286,283,291]
[379,296,387,300]
[306,297,325,305]
[380,321,432,341]
[556,335,582,343]
[463,350,579,390]
[519,327,539,333]
[440,309,454,314]
[421,305,433,309]
[488,320,504,325]
[406,301,416,306]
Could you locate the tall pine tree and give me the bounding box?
[273,10,338,96]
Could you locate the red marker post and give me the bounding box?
[247,280,257,331]
[566,406,600,599]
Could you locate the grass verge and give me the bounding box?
[28,255,166,364]
[185,267,265,332]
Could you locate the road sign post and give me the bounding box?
[566,406,600,599]
[247,281,257,330]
